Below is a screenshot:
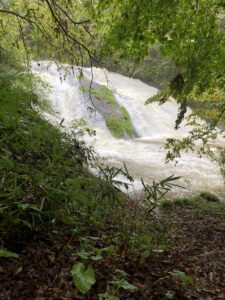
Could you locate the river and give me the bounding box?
[31,61,225,196]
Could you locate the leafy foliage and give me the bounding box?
[99,294,120,300]
[71,262,96,294]
[95,0,225,93]
[0,0,96,64]
[141,175,183,213]
[0,248,19,258]
[217,148,225,179]
[94,0,225,139]
[169,270,193,286]
[110,278,138,292]
[0,58,94,241]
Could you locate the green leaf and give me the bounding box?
[99,293,120,300]
[165,291,174,299]
[77,250,89,260]
[115,269,128,277]
[0,249,19,259]
[145,90,170,105]
[1,0,16,7]
[111,278,138,292]
[91,245,115,261]
[71,263,96,294]
[169,270,193,286]
[22,220,32,229]
[100,245,115,255]
[91,251,103,261]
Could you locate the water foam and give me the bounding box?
[31,61,225,195]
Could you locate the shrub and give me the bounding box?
[0,63,93,243]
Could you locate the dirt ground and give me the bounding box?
[0,202,225,300]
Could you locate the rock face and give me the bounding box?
[79,75,137,138]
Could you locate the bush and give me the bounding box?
[0,62,93,242]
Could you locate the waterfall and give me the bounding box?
[31,61,225,195]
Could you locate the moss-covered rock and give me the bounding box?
[106,106,134,138]
[79,76,136,138]
[200,191,220,202]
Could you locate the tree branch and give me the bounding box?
[0,9,50,42]
[44,0,96,61]
[53,2,90,26]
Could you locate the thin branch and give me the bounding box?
[0,9,51,42]
[17,16,30,68]
[0,9,29,21]
[82,23,95,40]
[44,0,96,61]
[53,2,90,26]
[53,2,95,40]
[210,104,225,130]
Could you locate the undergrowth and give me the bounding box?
[160,192,225,215]
[0,64,94,243]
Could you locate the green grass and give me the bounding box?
[106,106,135,138]
[160,193,225,215]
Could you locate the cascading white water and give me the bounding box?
[31,61,225,195]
